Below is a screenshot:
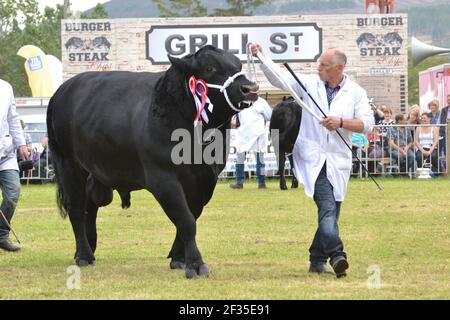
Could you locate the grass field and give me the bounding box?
[0,177,449,299]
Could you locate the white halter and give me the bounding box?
[205,71,247,112]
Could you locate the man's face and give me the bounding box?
[317,51,340,83]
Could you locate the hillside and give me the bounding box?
[84,0,450,47]
[91,0,450,17]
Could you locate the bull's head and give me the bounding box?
[168,45,259,117]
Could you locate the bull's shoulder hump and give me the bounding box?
[71,70,164,82]
[61,71,165,92]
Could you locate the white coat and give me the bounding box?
[0,79,26,171]
[261,60,374,201]
[235,97,272,153]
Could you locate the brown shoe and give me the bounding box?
[229,183,243,189]
[258,183,267,189]
[0,240,21,252]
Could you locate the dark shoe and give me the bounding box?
[0,240,21,252]
[258,183,267,189]
[331,256,349,278]
[309,262,335,275]
[229,183,243,189]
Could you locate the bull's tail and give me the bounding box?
[47,95,68,219]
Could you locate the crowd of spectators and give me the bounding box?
[352,95,450,176]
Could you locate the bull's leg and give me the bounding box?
[85,200,99,255]
[279,151,288,190]
[168,201,204,270]
[153,182,208,279]
[70,209,95,267]
[60,168,95,267]
[289,154,298,188]
[84,175,113,256]
[168,231,185,270]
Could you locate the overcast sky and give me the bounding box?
[37,0,110,13]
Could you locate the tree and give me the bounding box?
[0,0,39,35]
[0,0,63,96]
[212,0,270,16]
[152,0,207,17]
[81,3,109,19]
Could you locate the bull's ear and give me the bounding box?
[168,55,192,72]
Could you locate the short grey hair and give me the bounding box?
[330,49,347,67]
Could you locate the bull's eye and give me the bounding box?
[205,66,216,73]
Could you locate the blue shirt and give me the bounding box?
[325,75,346,106]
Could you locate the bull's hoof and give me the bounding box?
[185,264,209,279]
[198,264,209,277]
[76,258,89,267]
[280,183,288,190]
[170,260,186,270]
[291,181,299,188]
[75,257,96,267]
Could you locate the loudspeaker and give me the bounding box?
[411,36,450,66]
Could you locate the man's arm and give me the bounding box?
[322,89,374,133]
[321,117,364,133]
[6,85,28,160]
[250,43,308,98]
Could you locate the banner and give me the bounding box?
[17,45,60,97]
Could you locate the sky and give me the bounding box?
[37,0,110,13]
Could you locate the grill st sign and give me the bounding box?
[146,23,322,65]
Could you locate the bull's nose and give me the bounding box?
[241,84,259,101]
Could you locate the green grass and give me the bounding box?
[0,177,449,299]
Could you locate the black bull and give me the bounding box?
[270,97,302,190]
[47,45,259,278]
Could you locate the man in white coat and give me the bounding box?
[250,44,374,277]
[0,79,29,252]
[230,97,272,189]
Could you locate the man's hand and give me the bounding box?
[19,145,29,161]
[399,147,407,157]
[321,116,341,131]
[249,43,263,57]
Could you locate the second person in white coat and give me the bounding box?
[230,97,272,189]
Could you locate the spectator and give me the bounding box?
[415,113,439,173]
[351,132,369,174]
[18,119,34,177]
[35,135,52,180]
[352,132,369,155]
[407,105,420,141]
[367,127,387,158]
[229,97,272,189]
[388,114,414,173]
[0,79,29,252]
[370,103,385,124]
[427,99,441,125]
[378,105,395,153]
[437,94,450,173]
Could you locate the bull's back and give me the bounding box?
[47,71,163,186]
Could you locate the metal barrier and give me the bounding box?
[19,123,448,182]
[352,123,448,178]
[19,129,53,183]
